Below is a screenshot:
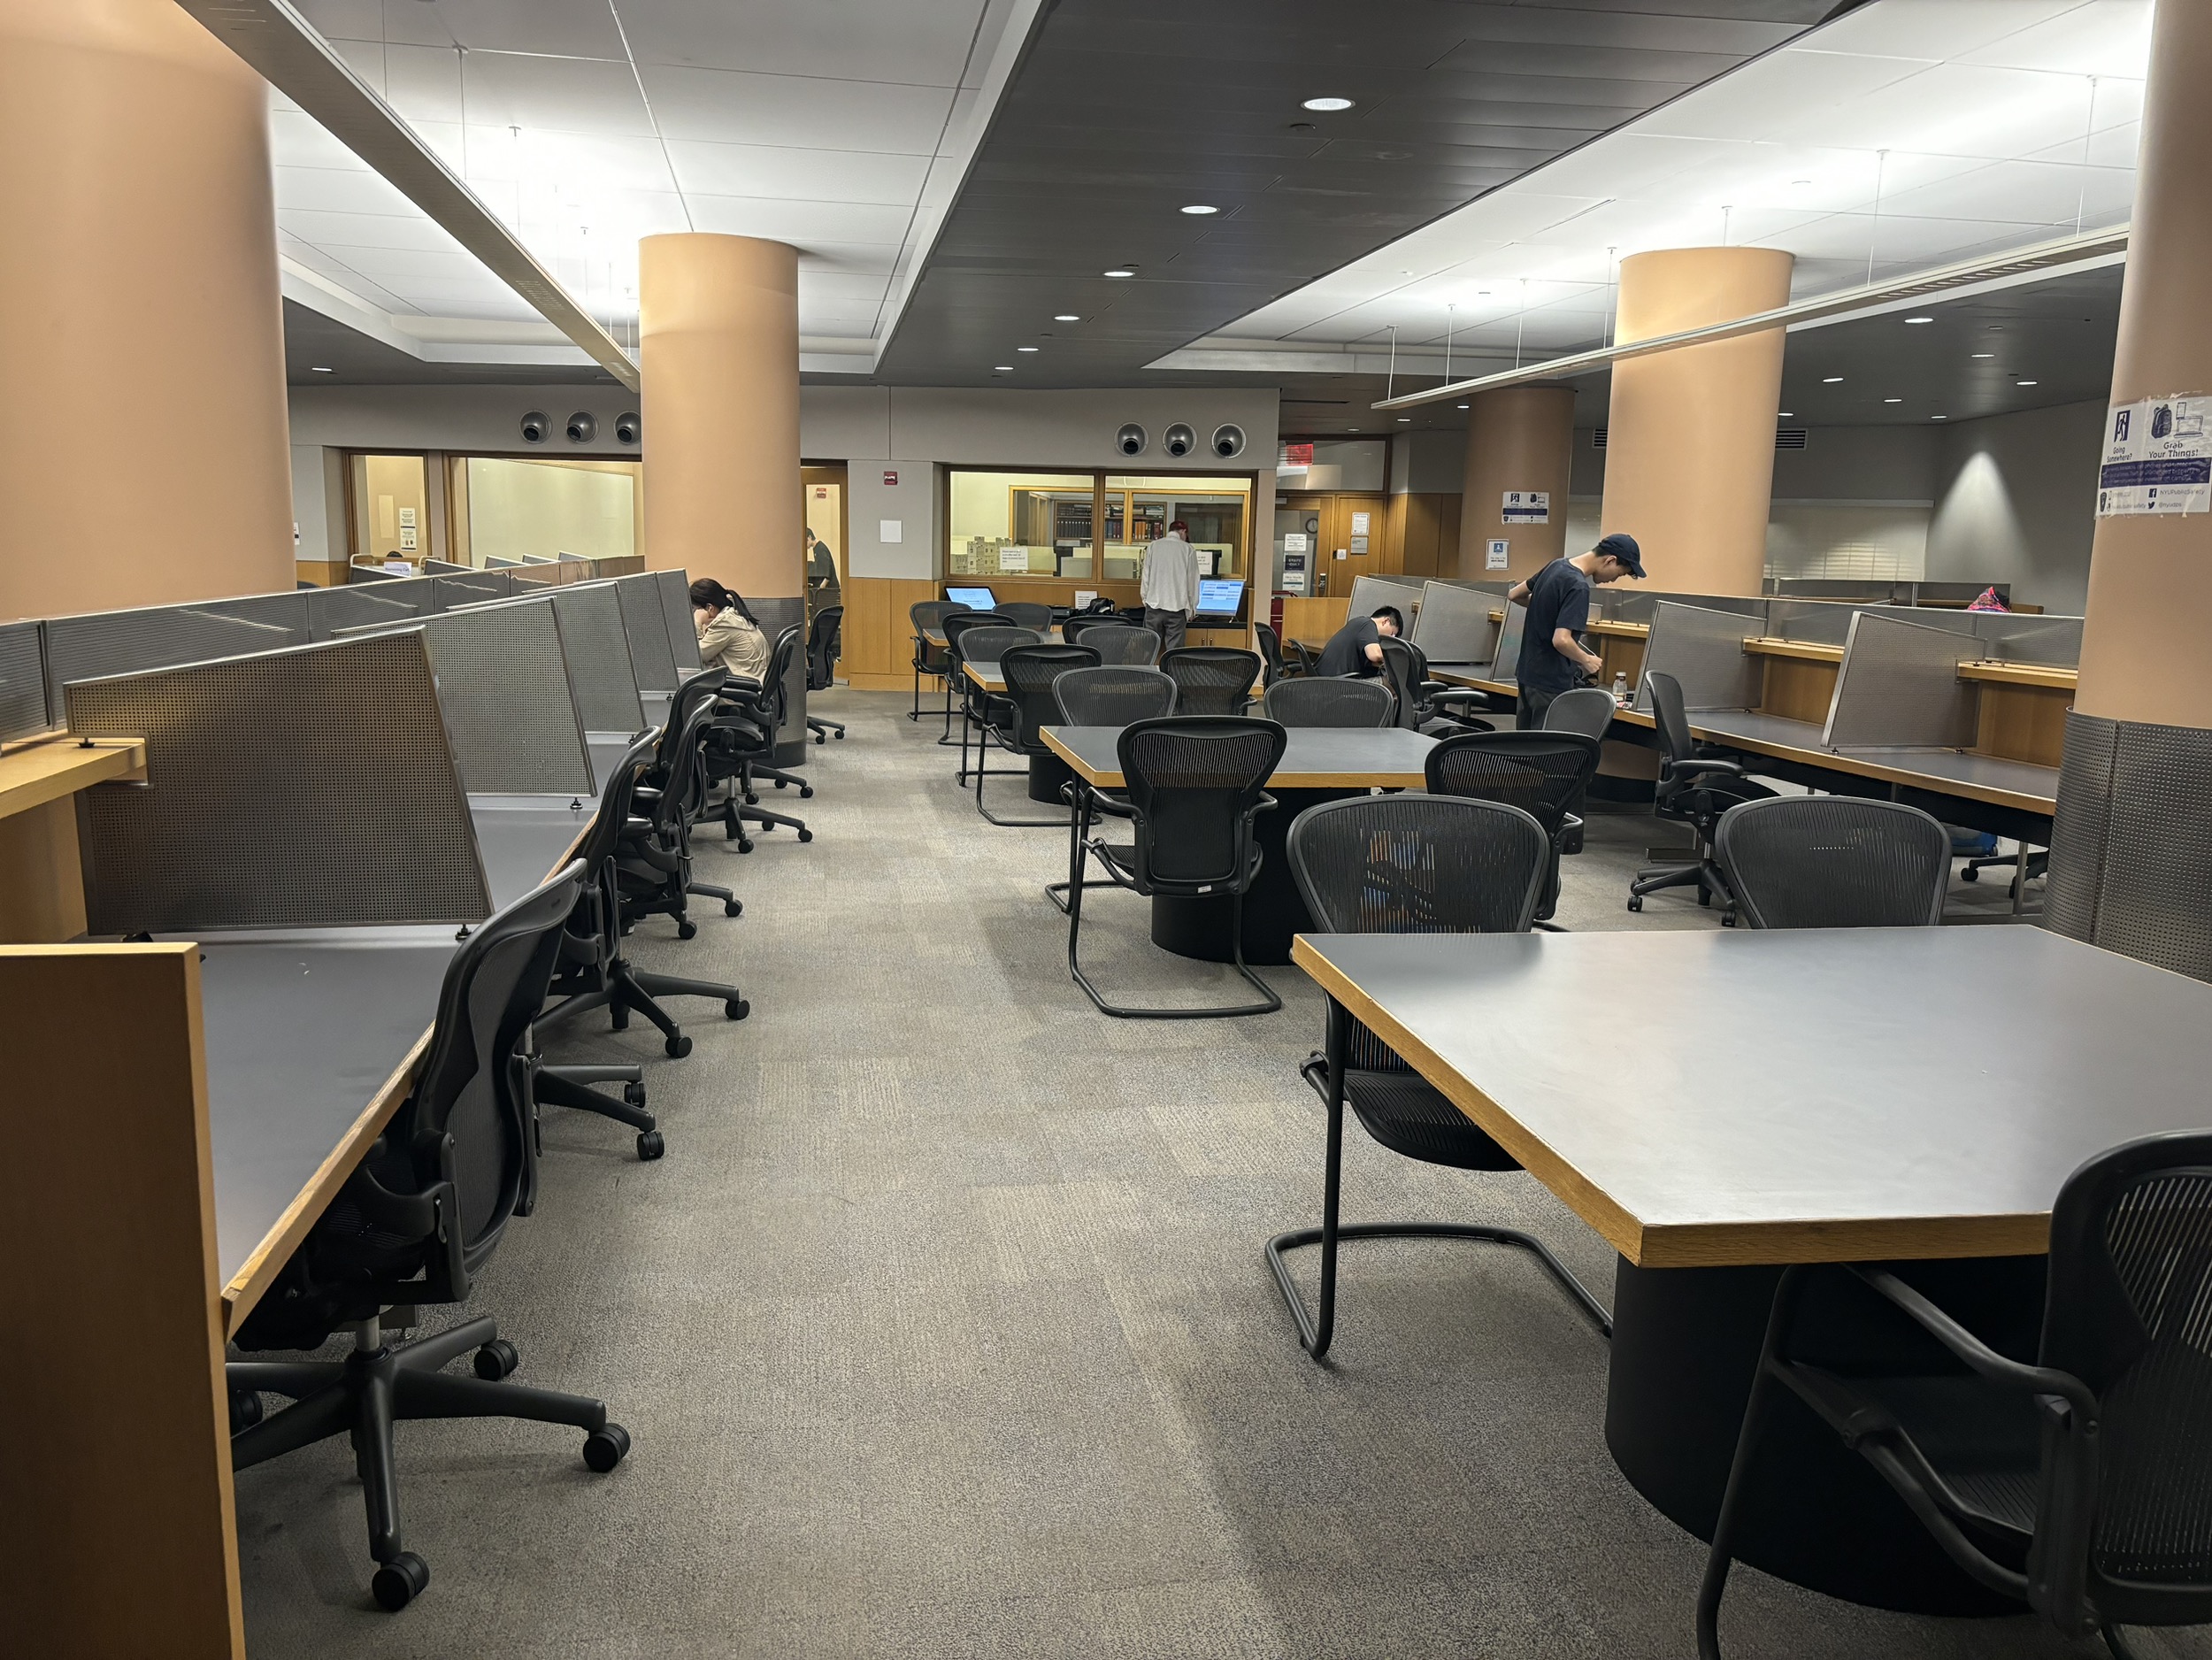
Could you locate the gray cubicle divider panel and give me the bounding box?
[1969,611,2084,667]
[44,603,305,717]
[654,568,702,672]
[0,619,48,740]
[543,582,645,731]
[612,574,680,691]
[431,571,511,610]
[1763,598,1859,646]
[1633,603,1762,712]
[198,591,312,642]
[1822,610,1980,750]
[1409,581,1499,665]
[424,558,470,573]
[1489,602,1527,680]
[1347,574,1426,623]
[306,583,419,641]
[66,633,492,933]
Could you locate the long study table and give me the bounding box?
[1291,924,2212,1615]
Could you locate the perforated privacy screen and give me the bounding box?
[47,603,308,718]
[1409,583,1499,665]
[432,573,510,610]
[2047,711,2212,982]
[67,633,490,933]
[613,575,680,692]
[307,583,419,640]
[0,620,48,740]
[1489,602,1526,680]
[1823,611,1978,749]
[1634,603,1761,713]
[656,570,701,671]
[547,583,644,731]
[197,592,311,642]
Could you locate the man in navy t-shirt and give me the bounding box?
[1508,533,1643,728]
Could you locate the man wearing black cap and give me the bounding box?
[1506,533,1643,728]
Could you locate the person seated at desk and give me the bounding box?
[1507,533,1642,727]
[1312,604,1402,677]
[692,578,772,681]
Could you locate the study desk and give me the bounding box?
[1043,726,1436,964]
[1291,925,2212,1614]
[0,734,145,941]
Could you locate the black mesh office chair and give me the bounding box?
[1698,1130,2212,1660]
[1543,685,1617,741]
[973,642,1098,826]
[1379,635,1494,735]
[1044,666,1178,916]
[1714,795,1950,928]
[641,668,740,921]
[1262,676,1393,728]
[1065,716,1286,1018]
[1268,796,1613,1360]
[227,864,629,1612]
[1425,731,1602,926]
[910,600,963,726]
[1160,646,1260,717]
[1254,621,1296,685]
[1081,625,1163,667]
[999,601,1054,632]
[749,624,813,796]
[702,629,813,850]
[1629,670,1775,917]
[803,604,844,742]
[947,622,1041,786]
[932,607,1013,746]
[1286,638,1320,677]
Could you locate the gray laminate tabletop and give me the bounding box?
[199,933,457,1288]
[1292,926,2212,1268]
[1042,725,1435,788]
[471,795,594,909]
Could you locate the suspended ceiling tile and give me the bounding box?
[686,194,916,244]
[638,63,956,151]
[664,140,932,204]
[618,0,984,87]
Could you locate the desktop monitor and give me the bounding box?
[1194,578,1247,622]
[946,585,997,611]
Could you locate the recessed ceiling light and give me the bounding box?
[994,365,1013,372]
[1790,178,1812,187]
[1303,96,1354,111]
[1823,376,1843,384]
[1456,403,1470,410]
[1179,204,1218,216]
[311,365,334,373]
[1884,397,1902,403]
[1778,411,1793,418]
[1396,416,1412,423]
[1054,314,1079,321]
[1971,352,1995,358]
[1931,414,1948,420]
[1018,345,1039,352]
[2017,380,2039,386]
[1102,268,1135,278]
[1904,316,1933,325]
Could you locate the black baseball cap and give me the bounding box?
[1594,532,1644,577]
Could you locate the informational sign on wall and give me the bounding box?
[1349,511,1371,535]
[1282,532,1310,554]
[879,519,903,543]
[1502,490,1549,524]
[1281,552,1308,593]
[1348,535,1370,556]
[2099,396,2211,517]
[1487,538,1510,570]
[999,546,1029,573]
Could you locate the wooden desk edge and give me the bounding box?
[1290,935,2056,1267]
[0,734,147,816]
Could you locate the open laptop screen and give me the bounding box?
[945,586,997,610]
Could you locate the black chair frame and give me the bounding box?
[973,642,1098,826]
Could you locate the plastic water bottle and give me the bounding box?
[1611,672,1629,704]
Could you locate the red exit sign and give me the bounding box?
[882,470,899,487]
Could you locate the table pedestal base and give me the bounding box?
[1027,751,1072,804]
[1604,1255,2046,1616]
[1149,787,1353,966]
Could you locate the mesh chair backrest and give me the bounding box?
[1647,670,1695,764]
[407,861,583,1253]
[942,611,1018,662]
[766,626,803,720]
[956,625,1041,669]
[1000,644,1099,746]
[1289,795,1548,934]
[2040,1132,2212,1612]
[1713,796,1948,928]
[1425,731,1601,839]
[1054,665,1177,726]
[1263,675,1393,728]
[1377,637,1424,730]
[912,601,962,635]
[1161,648,1260,717]
[654,667,728,780]
[1000,602,1054,631]
[1084,625,1161,667]
[1287,639,1320,676]
[1544,686,1617,741]
[1118,717,1286,893]
[807,605,842,689]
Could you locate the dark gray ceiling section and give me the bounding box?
[876,0,1842,388]
[283,301,621,387]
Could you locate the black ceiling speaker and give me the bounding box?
[1164,422,1195,457]
[1116,422,1147,457]
[565,411,597,443]
[519,410,549,443]
[1211,423,1246,458]
[615,411,641,445]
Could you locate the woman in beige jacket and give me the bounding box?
[690,578,771,682]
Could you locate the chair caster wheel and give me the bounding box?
[1721,911,1737,926]
[1626,895,1643,912]
[833,731,845,739]
[736,841,754,854]
[724,899,742,918]
[472,1339,518,1380]
[583,1423,631,1472]
[373,1551,430,1611]
[798,786,814,799]
[677,920,698,940]
[635,1130,665,1161]
[1961,866,1979,883]
[726,999,749,1020]
[623,1081,647,1107]
[229,1388,264,1433]
[797,828,813,842]
[665,1034,692,1059]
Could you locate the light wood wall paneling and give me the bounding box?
[1759,657,1841,725]
[1976,682,2073,766]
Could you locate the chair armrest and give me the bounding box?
[1429,688,1493,711]
[1253,792,1280,816]
[1853,1268,2096,1418]
[1663,757,1745,781]
[1087,794,1137,819]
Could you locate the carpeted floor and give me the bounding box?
[235,690,2153,1659]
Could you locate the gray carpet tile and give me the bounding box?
[236,689,2146,1659]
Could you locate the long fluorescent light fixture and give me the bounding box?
[177,0,641,392]
[1371,226,2130,413]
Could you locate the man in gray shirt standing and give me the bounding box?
[1140,519,1200,653]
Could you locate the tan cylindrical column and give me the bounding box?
[0,0,293,622]
[2075,0,2212,726]
[640,233,805,754]
[1456,385,1576,580]
[1599,248,1793,595]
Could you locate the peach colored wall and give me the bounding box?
[1457,385,1576,579]
[0,0,293,622]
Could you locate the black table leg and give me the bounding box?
[1150,786,1352,967]
[1605,1254,2046,1616]
[1027,750,1072,804]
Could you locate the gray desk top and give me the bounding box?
[1293,926,2212,1268]
[1682,711,2059,811]
[1041,724,1435,788]
[471,795,593,909]
[199,934,456,1288]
